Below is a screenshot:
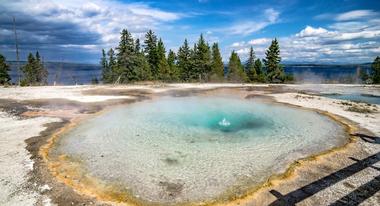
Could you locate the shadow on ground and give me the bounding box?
[269,134,380,206]
[354,133,380,144]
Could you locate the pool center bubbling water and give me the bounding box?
[218,118,231,127]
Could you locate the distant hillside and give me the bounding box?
[284,63,371,67]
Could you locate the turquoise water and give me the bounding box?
[54,96,347,204]
[323,93,380,105]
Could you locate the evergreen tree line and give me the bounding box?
[101,29,293,83]
[0,51,48,86]
[101,29,221,83]
[0,36,379,85]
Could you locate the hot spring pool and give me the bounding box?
[52,96,347,204]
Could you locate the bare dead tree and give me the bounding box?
[12,16,20,85]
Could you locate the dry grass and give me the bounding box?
[346,105,375,113]
[295,94,315,99]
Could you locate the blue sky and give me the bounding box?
[0,0,379,63]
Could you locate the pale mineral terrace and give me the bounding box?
[0,84,379,206]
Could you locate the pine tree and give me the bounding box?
[134,38,152,81]
[371,56,380,84]
[21,52,48,86]
[187,43,198,81]
[210,42,224,81]
[177,39,192,81]
[245,47,257,82]
[156,38,170,81]
[0,54,11,85]
[115,29,138,83]
[227,51,247,82]
[263,38,286,83]
[21,53,37,85]
[144,30,159,78]
[35,51,48,85]
[103,29,155,83]
[254,59,263,75]
[254,59,266,82]
[133,52,152,81]
[194,34,212,81]
[117,29,135,63]
[107,48,116,83]
[167,49,179,81]
[101,49,110,83]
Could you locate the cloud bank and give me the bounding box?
[0,0,182,62]
[230,10,380,63]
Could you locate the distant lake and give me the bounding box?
[8,61,371,85]
[285,64,371,83]
[9,62,102,85]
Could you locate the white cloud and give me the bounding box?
[329,21,371,32]
[248,38,271,45]
[126,3,181,21]
[221,8,279,36]
[236,47,250,55]
[59,44,100,52]
[335,10,378,21]
[265,8,279,23]
[226,22,269,36]
[231,41,246,47]
[315,10,379,21]
[296,26,332,37]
